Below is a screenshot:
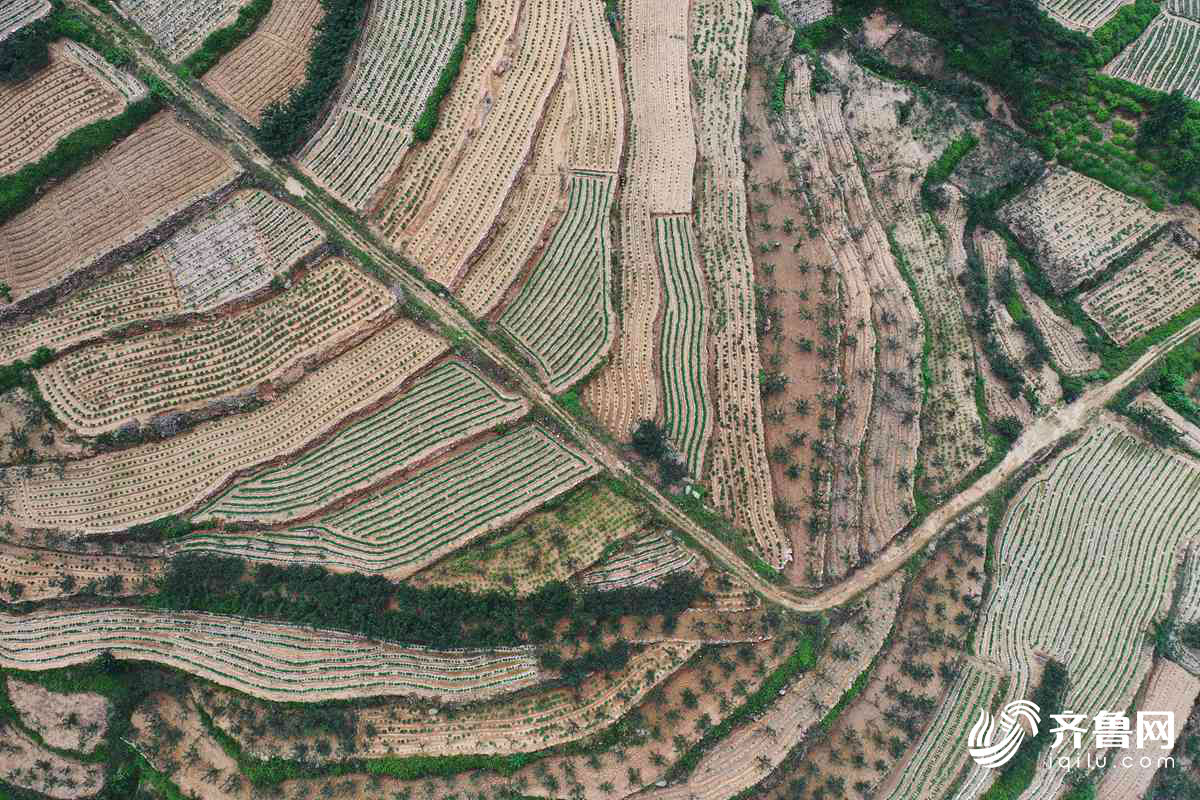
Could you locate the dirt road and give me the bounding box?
[70,1,1200,613]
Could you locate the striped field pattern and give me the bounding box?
[656,214,712,475]
[961,424,1200,800]
[499,172,616,393]
[179,425,597,577]
[196,360,529,525]
[1104,11,1200,101]
[0,608,539,703]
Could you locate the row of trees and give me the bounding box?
[155,554,706,650]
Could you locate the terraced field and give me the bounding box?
[0,543,162,603]
[579,533,699,591]
[0,0,49,43]
[0,320,446,533]
[961,422,1200,800]
[36,258,392,435]
[1081,229,1200,345]
[656,214,713,476]
[177,425,597,577]
[690,0,790,569]
[376,0,570,283]
[1000,166,1167,292]
[197,360,528,525]
[498,172,616,392]
[1169,0,1200,20]
[0,608,541,702]
[202,0,322,124]
[121,0,256,61]
[1105,10,1200,101]
[583,0,693,440]
[0,41,145,179]
[298,0,465,209]
[1039,0,1136,31]
[0,112,241,305]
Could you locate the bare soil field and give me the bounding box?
[0,722,103,799]
[1080,227,1200,346]
[201,0,322,125]
[120,0,254,61]
[6,677,111,754]
[999,166,1167,293]
[0,41,144,179]
[0,607,542,703]
[0,112,241,306]
[0,319,446,533]
[0,542,162,603]
[36,257,393,435]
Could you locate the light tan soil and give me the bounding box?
[6,678,110,754]
[0,722,104,798]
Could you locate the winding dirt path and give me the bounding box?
[68,0,1200,613]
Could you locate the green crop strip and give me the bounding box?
[411,0,479,141]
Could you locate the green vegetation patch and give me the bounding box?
[179,0,273,78]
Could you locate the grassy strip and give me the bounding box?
[664,632,819,782]
[179,0,272,78]
[411,0,478,141]
[922,133,978,204]
[258,0,368,156]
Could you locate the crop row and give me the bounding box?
[2,319,446,532]
[0,41,136,179]
[0,0,48,43]
[122,0,256,61]
[581,0,694,440]
[0,608,540,703]
[1105,11,1200,101]
[197,359,528,525]
[298,0,465,209]
[1168,0,1200,21]
[0,112,241,305]
[884,661,1001,800]
[972,424,1200,799]
[1039,0,1135,32]
[499,172,616,392]
[689,0,789,569]
[165,188,325,312]
[1080,231,1200,346]
[382,0,570,285]
[36,257,393,435]
[999,166,1166,292]
[177,424,597,578]
[202,0,323,125]
[656,214,712,475]
[580,533,698,591]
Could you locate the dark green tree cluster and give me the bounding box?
[181,0,273,78]
[1139,91,1200,204]
[411,0,478,141]
[0,17,52,83]
[1147,336,1200,425]
[258,0,367,157]
[631,419,689,485]
[980,660,1069,800]
[154,555,706,650]
[0,347,53,395]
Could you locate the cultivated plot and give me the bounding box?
[202,0,323,124]
[1105,10,1200,101]
[0,112,241,305]
[298,0,465,209]
[0,608,541,703]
